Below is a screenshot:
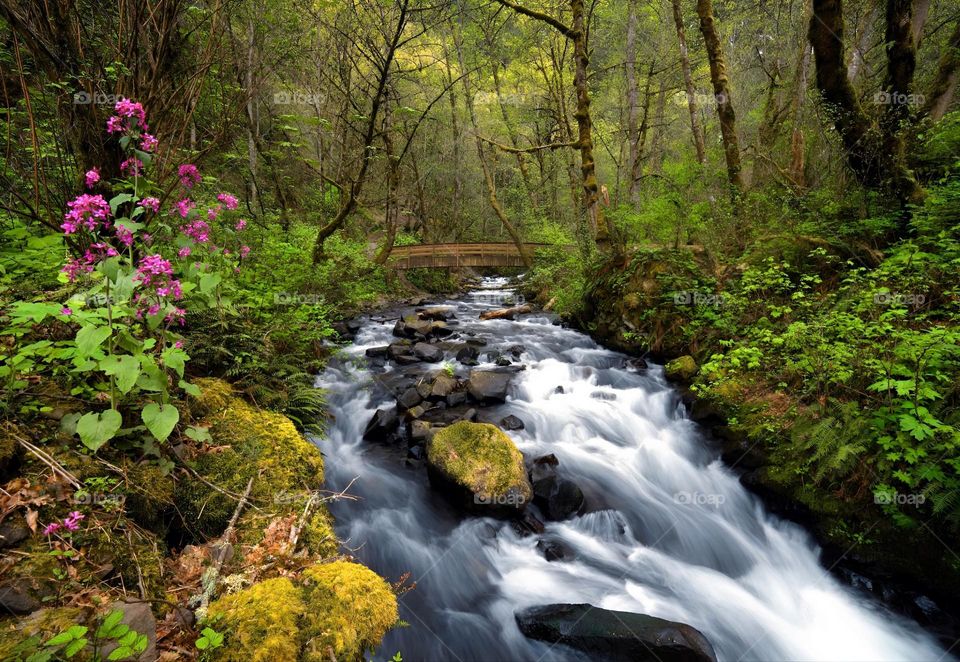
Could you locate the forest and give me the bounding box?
[0,0,958,660]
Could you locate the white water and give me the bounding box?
[314,278,951,662]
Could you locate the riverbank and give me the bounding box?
[521,235,960,637]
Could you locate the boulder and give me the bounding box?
[410,420,432,443]
[456,345,480,365]
[626,357,649,371]
[0,580,41,615]
[467,370,513,404]
[387,342,413,359]
[430,374,458,399]
[505,344,525,357]
[365,346,389,358]
[516,604,717,662]
[664,355,699,383]
[331,321,353,340]
[0,520,30,549]
[530,455,584,521]
[398,388,423,411]
[500,415,525,431]
[536,539,572,562]
[426,421,532,515]
[446,391,468,407]
[362,409,399,442]
[413,342,444,363]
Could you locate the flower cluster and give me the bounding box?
[85,168,100,189]
[107,98,148,134]
[43,511,85,536]
[61,194,111,234]
[178,164,201,189]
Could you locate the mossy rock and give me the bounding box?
[207,577,304,662]
[426,421,531,513]
[299,561,398,661]
[175,379,326,540]
[122,461,175,533]
[0,607,88,660]
[664,355,698,383]
[0,428,20,477]
[85,527,166,602]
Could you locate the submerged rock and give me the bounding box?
[516,603,717,662]
[426,421,531,515]
[530,454,584,520]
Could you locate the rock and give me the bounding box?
[363,409,399,441]
[398,388,423,411]
[346,318,363,333]
[0,580,41,615]
[495,356,512,367]
[430,374,458,399]
[537,539,571,561]
[446,391,468,407]
[387,342,412,359]
[405,405,427,420]
[408,445,425,460]
[500,415,525,431]
[626,357,649,371]
[456,345,479,365]
[101,600,158,662]
[465,338,488,347]
[460,408,478,423]
[395,355,421,366]
[426,421,532,515]
[0,520,30,549]
[530,455,584,521]
[467,370,513,404]
[516,604,717,662]
[513,511,545,536]
[417,306,455,321]
[331,321,353,340]
[395,316,452,340]
[365,346,389,358]
[554,386,565,394]
[410,420,432,443]
[413,342,444,362]
[665,355,699,383]
[505,344,525,357]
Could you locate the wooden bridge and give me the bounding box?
[388,242,554,269]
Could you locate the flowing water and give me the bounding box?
[313,278,951,662]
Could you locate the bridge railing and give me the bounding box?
[388,242,558,269]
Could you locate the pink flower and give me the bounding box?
[240,245,251,258]
[63,511,85,531]
[147,304,161,316]
[60,307,72,316]
[207,205,221,221]
[139,133,158,152]
[217,193,239,210]
[174,340,184,349]
[85,168,100,189]
[43,522,61,536]
[120,157,144,177]
[235,219,247,231]
[178,164,201,189]
[114,98,148,129]
[136,254,174,284]
[166,308,186,325]
[142,233,152,245]
[177,246,191,258]
[181,219,210,243]
[174,198,195,218]
[106,116,124,134]
[139,197,161,213]
[61,194,111,234]
[114,223,134,247]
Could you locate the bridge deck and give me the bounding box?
[388,242,552,269]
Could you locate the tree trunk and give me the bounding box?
[882,0,922,203]
[921,19,960,121]
[375,120,400,265]
[847,4,878,83]
[492,65,539,212]
[697,0,744,194]
[672,0,707,165]
[245,15,260,214]
[625,0,641,202]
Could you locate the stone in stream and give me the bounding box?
[397,388,423,411]
[393,317,452,340]
[425,421,532,516]
[536,539,572,562]
[505,344,525,357]
[429,374,458,399]
[591,391,617,401]
[467,369,513,404]
[387,342,412,359]
[417,306,455,321]
[626,356,649,371]
[455,345,480,366]
[365,345,389,358]
[446,391,468,407]
[554,385,565,394]
[362,409,399,441]
[495,356,513,367]
[530,454,585,521]
[413,342,444,362]
[500,415,525,431]
[394,355,420,366]
[515,604,717,662]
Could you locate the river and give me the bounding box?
[313,278,950,662]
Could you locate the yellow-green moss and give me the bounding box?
[191,377,237,418]
[665,355,698,382]
[427,421,531,503]
[176,379,326,539]
[88,528,166,602]
[0,607,87,660]
[298,509,339,558]
[299,561,398,662]
[207,577,303,662]
[123,461,175,532]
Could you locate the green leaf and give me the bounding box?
[98,610,123,635]
[161,347,189,378]
[76,410,123,451]
[199,273,222,294]
[179,380,201,397]
[75,325,112,357]
[109,193,135,215]
[107,645,134,661]
[100,355,141,395]
[63,638,88,658]
[142,403,179,442]
[185,425,212,442]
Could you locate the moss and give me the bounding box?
[298,509,339,558]
[88,527,166,602]
[299,561,398,662]
[191,377,237,418]
[123,461,175,533]
[0,429,17,475]
[427,421,531,503]
[207,577,304,662]
[0,607,88,660]
[665,355,698,382]
[176,379,326,540]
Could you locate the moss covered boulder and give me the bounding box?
[207,562,398,662]
[426,421,532,514]
[664,355,698,383]
[176,379,327,541]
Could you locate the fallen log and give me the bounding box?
[479,304,532,321]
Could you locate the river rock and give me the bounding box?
[505,344,525,357]
[410,420,432,443]
[500,415,525,431]
[495,356,512,367]
[446,391,468,407]
[365,345,389,358]
[530,455,584,520]
[388,342,413,359]
[398,388,423,411]
[537,539,572,562]
[426,421,532,515]
[417,306,455,321]
[456,345,479,365]
[626,357,649,371]
[0,580,42,615]
[430,374,458,399]
[414,342,444,362]
[467,370,512,403]
[664,355,699,383]
[515,603,717,662]
[363,409,399,441]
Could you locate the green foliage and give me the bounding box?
[9,609,148,662]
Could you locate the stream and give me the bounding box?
[313,278,951,662]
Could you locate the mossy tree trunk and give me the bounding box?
[672,0,707,167]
